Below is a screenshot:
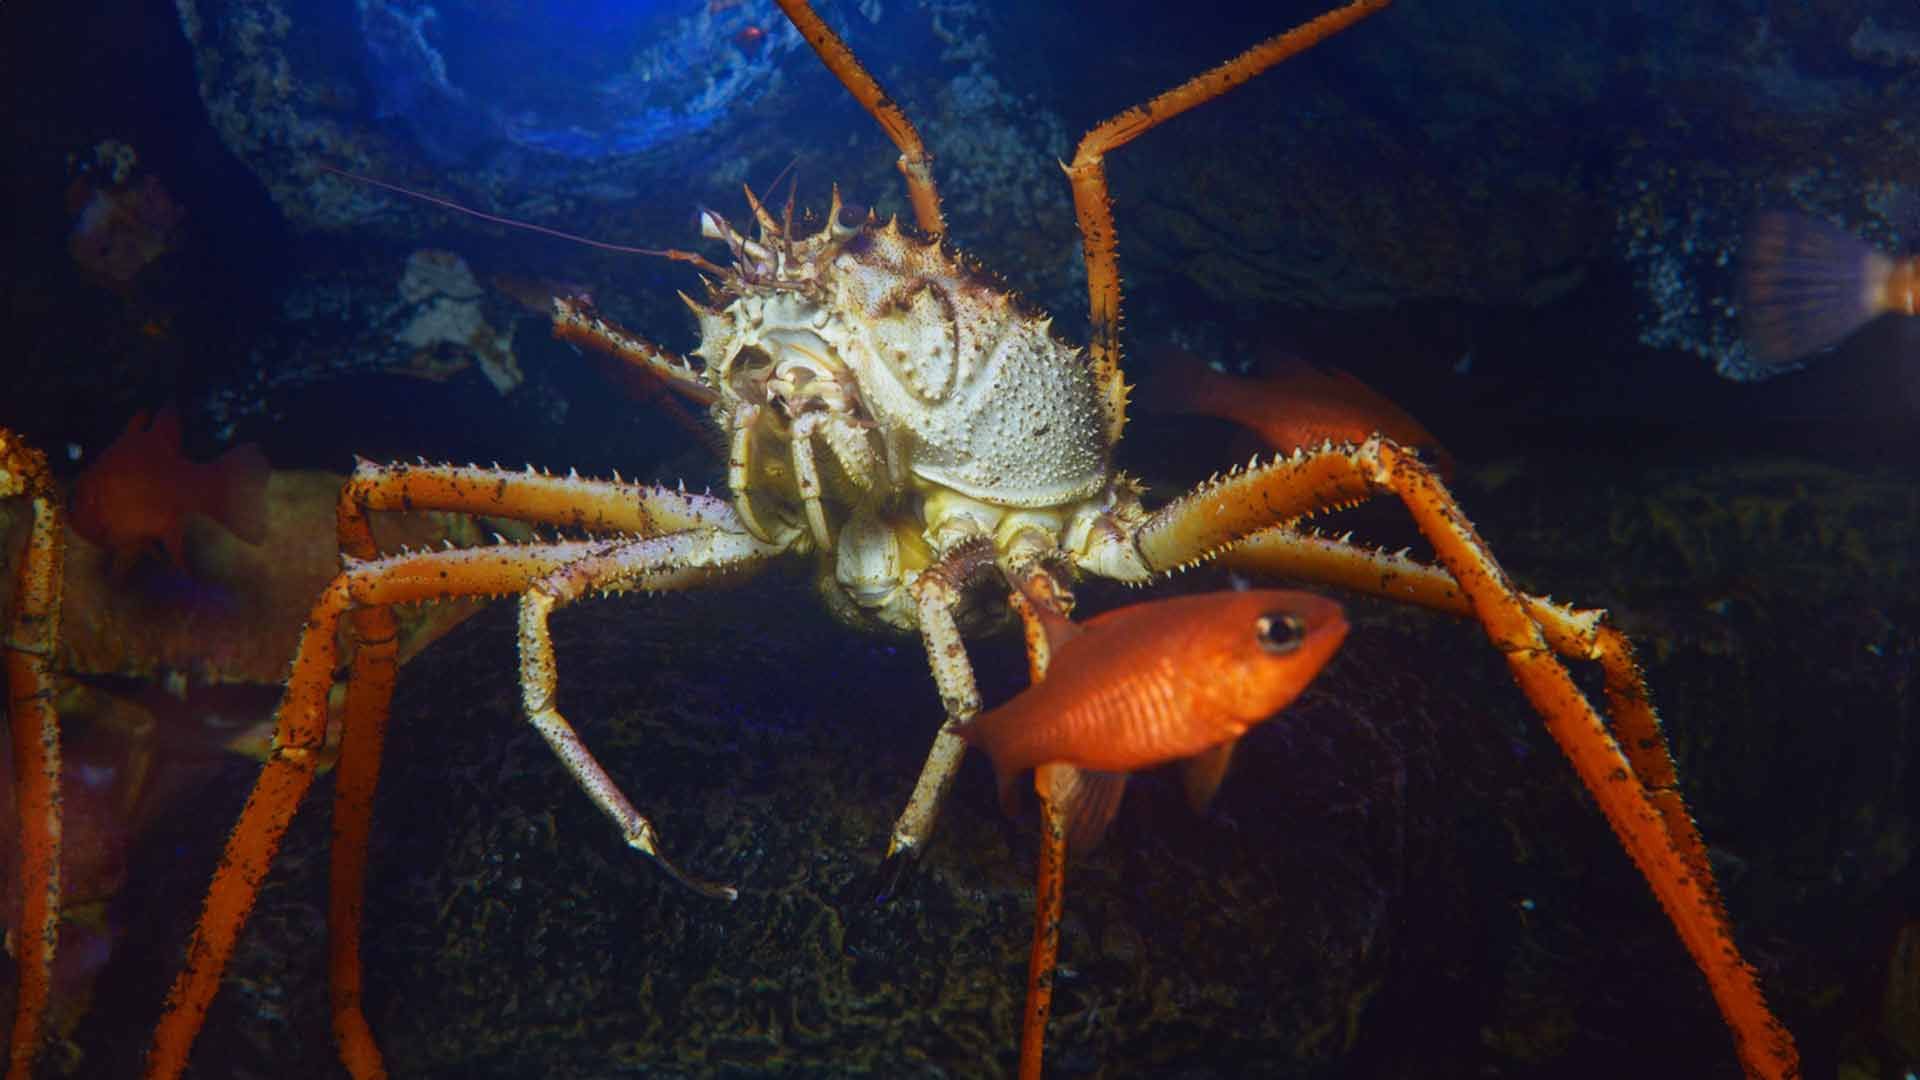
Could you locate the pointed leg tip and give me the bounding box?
[869,844,920,906]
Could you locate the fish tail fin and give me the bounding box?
[1053,767,1129,852]
[200,443,272,545]
[1742,211,1894,365]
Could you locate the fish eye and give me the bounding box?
[1254,612,1308,655]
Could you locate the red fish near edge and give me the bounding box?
[956,589,1348,849]
[1140,346,1455,476]
[1741,210,1920,366]
[68,406,270,575]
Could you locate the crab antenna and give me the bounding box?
[316,163,726,275]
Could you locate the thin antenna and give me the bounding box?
[317,163,726,276]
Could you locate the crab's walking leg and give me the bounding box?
[879,540,999,882]
[1214,529,1719,900]
[148,463,782,1080]
[1065,0,1392,444]
[327,466,774,1076]
[1133,438,1799,1080]
[1001,566,1075,1080]
[148,548,552,1080]
[515,530,766,902]
[552,297,717,407]
[773,0,946,239]
[0,433,62,1080]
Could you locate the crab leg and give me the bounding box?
[148,466,784,1080]
[1065,0,1393,445]
[515,530,763,904]
[1132,437,1799,1080]
[0,432,62,1080]
[1000,565,1075,1080]
[331,468,773,1076]
[552,297,717,407]
[773,0,947,239]
[879,539,998,876]
[1213,528,1719,900]
[148,544,575,1080]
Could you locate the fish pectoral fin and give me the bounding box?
[1181,739,1238,815]
[1055,767,1129,853]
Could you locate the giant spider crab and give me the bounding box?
[0,0,1800,1077]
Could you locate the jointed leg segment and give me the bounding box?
[147,462,783,1080]
[884,540,997,867]
[1137,437,1797,1079]
[516,530,765,902]
[0,432,63,1080]
[773,0,946,239]
[1213,528,1720,900]
[1065,0,1395,445]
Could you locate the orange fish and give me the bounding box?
[1140,347,1454,476]
[956,589,1348,848]
[1741,210,1919,366]
[69,406,270,574]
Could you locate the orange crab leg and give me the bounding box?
[1021,767,1069,1080]
[772,0,947,239]
[1001,566,1074,1080]
[327,584,400,1079]
[326,466,772,1077]
[1214,530,1720,901]
[0,432,62,1080]
[148,542,614,1080]
[149,462,781,1080]
[1135,438,1799,1080]
[552,297,717,407]
[1066,0,1393,445]
[339,458,743,538]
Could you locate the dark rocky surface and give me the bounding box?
[2,2,1917,1077]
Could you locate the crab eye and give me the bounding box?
[1254,612,1308,655]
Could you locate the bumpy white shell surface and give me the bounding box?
[697,218,1110,509]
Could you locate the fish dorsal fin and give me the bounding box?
[1182,739,1239,815]
[1054,767,1129,852]
[149,403,184,447]
[118,408,152,441]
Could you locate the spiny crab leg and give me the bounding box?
[516,531,760,904]
[1134,436,1798,1080]
[773,0,947,239]
[552,295,717,407]
[1065,0,1394,446]
[879,539,999,880]
[328,464,769,1076]
[1213,528,1720,900]
[148,464,784,1080]
[0,431,62,1080]
[998,565,1076,1080]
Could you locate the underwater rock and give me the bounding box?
[393,249,522,393]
